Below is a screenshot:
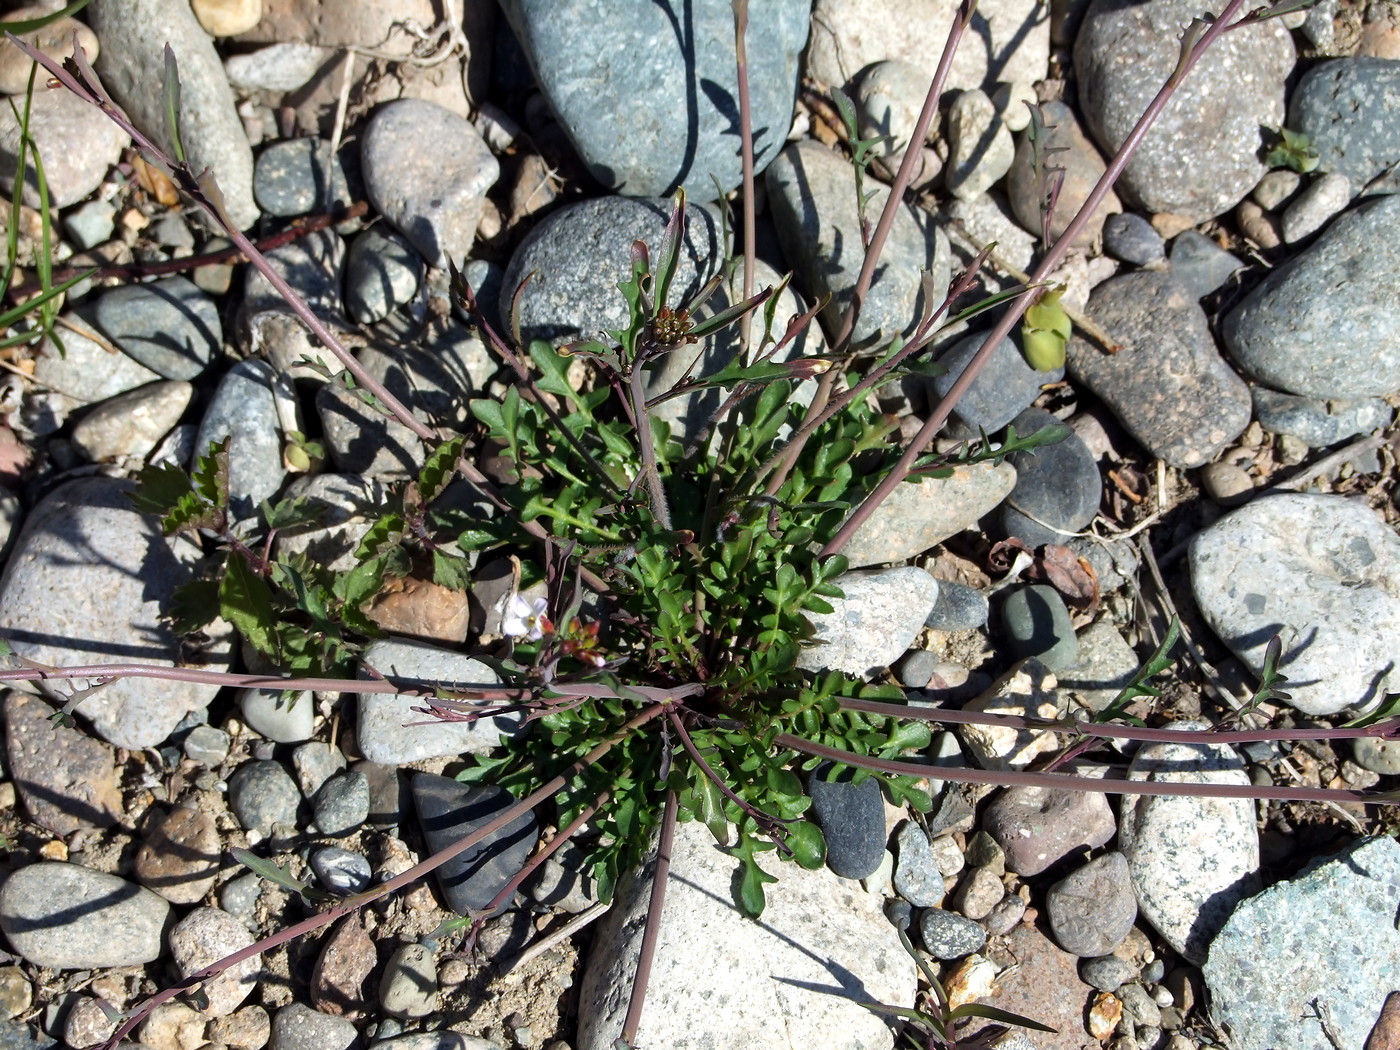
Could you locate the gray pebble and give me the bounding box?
[1067,271,1251,468]
[227,760,301,835]
[1046,852,1137,957]
[1290,57,1400,196]
[313,771,370,836]
[379,943,438,1018]
[63,199,116,251]
[412,774,538,915]
[919,908,988,960]
[239,688,314,744]
[1120,982,1163,1027]
[344,227,424,324]
[999,585,1078,670]
[893,821,945,907]
[924,579,990,631]
[808,764,888,880]
[953,865,1004,920]
[254,138,350,217]
[194,359,289,521]
[310,847,371,895]
[0,863,169,968]
[933,331,1062,432]
[219,873,261,921]
[1167,230,1242,299]
[1081,953,1137,992]
[1102,212,1164,266]
[897,649,943,690]
[292,742,346,797]
[92,276,222,380]
[999,406,1099,546]
[1006,100,1119,247]
[1251,386,1390,448]
[269,1002,359,1050]
[1353,737,1400,775]
[1280,172,1350,243]
[361,99,498,268]
[183,724,231,766]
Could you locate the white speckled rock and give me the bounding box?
[1204,836,1400,1050]
[1118,722,1259,964]
[168,907,259,1016]
[0,863,170,968]
[1189,493,1400,716]
[959,661,1065,770]
[239,688,315,743]
[797,567,939,676]
[0,478,233,750]
[1074,0,1293,222]
[0,79,128,209]
[945,89,1015,201]
[355,637,524,764]
[578,819,913,1050]
[69,381,193,463]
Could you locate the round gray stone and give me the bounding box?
[1080,953,1137,991]
[1222,194,1400,398]
[933,331,1062,433]
[313,771,370,837]
[254,138,350,217]
[269,1003,359,1050]
[0,478,231,749]
[1102,211,1164,266]
[1066,271,1251,468]
[1046,851,1137,956]
[310,847,371,895]
[500,0,807,197]
[1074,0,1293,221]
[999,406,1099,547]
[1006,100,1119,247]
[361,99,498,268]
[0,863,170,969]
[919,908,987,960]
[1251,386,1391,447]
[194,359,289,521]
[1189,493,1400,716]
[999,585,1078,670]
[92,276,222,380]
[227,760,301,835]
[808,764,887,881]
[239,689,314,744]
[1289,57,1400,197]
[344,227,424,324]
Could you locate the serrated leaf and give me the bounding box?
[432,549,471,592]
[261,495,324,532]
[192,439,231,509]
[170,578,222,635]
[418,435,467,504]
[129,460,196,518]
[219,556,278,658]
[355,513,406,559]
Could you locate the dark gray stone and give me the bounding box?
[924,579,989,631]
[1046,852,1137,957]
[933,331,1062,433]
[1251,386,1391,447]
[1102,212,1164,265]
[313,771,370,837]
[254,138,350,217]
[999,585,1078,670]
[194,359,288,521]
[227,760,301,835]
[310,847,372,895]
[93,276,221,380]
[918,908,987,960]
[502,196,722,347]
[344,227,424,324]
[1074,0,1292,221]
[1290,57,1400,197]
[499,0,808,197]
[1080,953,1136,992]
[999,407,1099,547]
[807,764,887,880]
[241,227,345,324]
[411,773,539,915]
[1204,836,1400,1050]
[1067,271,1251,468]
[1167,230,1243,299]
[1222,194,1400,398]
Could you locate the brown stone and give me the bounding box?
[206,1004,271,1049]
[1367,991,1400,1050]
[134,803,222,905]
[311,913,376,1018]
[366,575,470,643]
[3,690,121,835]
[959,925,1096,1050]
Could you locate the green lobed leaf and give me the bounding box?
[219,556,279,659]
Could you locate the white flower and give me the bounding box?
[502,594,550,640]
